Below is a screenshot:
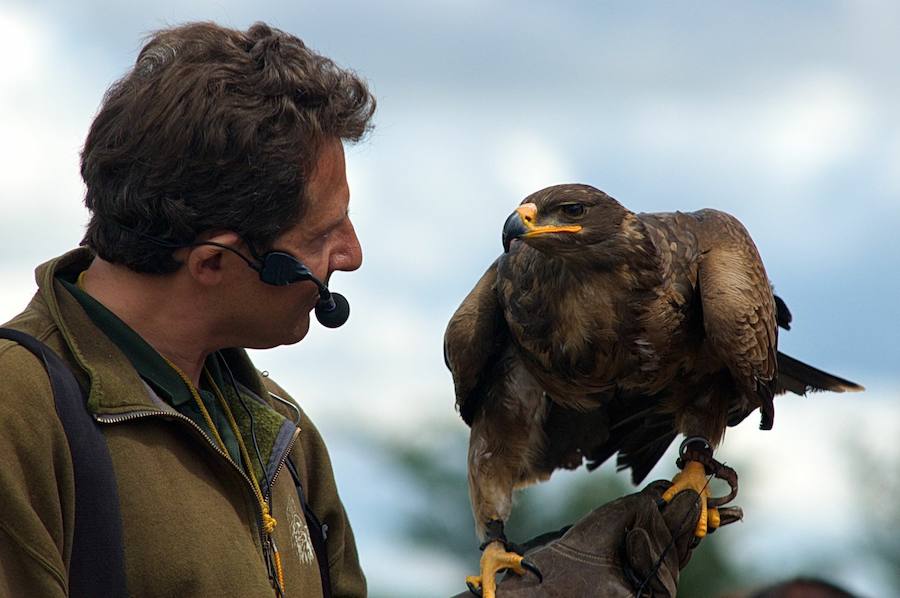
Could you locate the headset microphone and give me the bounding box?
[315,290,350,329]
[254,251,350,328]
[115,224,351,328]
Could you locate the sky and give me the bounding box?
[1,1,898,596]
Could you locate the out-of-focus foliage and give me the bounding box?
[377,424,748,597]
[856,442,900,593]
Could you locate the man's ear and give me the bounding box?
[182,233,240,286]
[183,244,227,287]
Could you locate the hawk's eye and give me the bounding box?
[560,203,585,218]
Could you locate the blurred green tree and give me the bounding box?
[856,440,900,593]
[375,423,747,597]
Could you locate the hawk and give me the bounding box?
[444,184,863,596]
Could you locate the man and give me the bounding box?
[1,22,373,597]
[1,20,713,598]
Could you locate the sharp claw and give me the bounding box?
[468,540,536,596]
[718,505,743,526]
[520,558,543,583]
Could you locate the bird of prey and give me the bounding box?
[444,184,863,597]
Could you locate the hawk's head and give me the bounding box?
[502,184,631,256]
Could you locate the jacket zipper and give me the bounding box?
[265,430,300,598]
[267,428,299,503]
[95,409,299,589]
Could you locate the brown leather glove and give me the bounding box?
[452,481,741,598]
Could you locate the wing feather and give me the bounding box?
[695,210,778,428]
[444,260,510,425]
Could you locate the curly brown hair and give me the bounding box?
[80,21,376,273]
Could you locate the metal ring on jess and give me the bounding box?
[678,436,712,458]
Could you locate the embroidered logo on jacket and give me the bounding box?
[286,495,315,565]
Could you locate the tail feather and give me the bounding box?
[777,351,864,395]
[583,396,677,485]
[616,428,678,485]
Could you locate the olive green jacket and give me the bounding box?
[0,249,366,597]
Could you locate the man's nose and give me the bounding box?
[331,221,363,273]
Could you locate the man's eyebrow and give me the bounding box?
[314,211,349,236]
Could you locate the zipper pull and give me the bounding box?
[271,535,286,595]
[264,534,285,597]
[262,535,274,583]
[260,503,284,595]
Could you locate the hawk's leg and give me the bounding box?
[661,461,720,537]
[465,520,541,598]
[661,437,728,538]
[463,358,547,597]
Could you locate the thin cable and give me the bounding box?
[217,353,272,502]
[204,372,276,533]
[267,390,302,426]
[79,265,284,594]
[634,474,714,598]
[112,221,262,271]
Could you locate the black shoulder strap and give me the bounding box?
[0,328,127,598]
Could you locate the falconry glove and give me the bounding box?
[454,481,741,598]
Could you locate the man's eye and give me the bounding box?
[560,203,585,217]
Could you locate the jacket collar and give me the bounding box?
[35,248,272,416]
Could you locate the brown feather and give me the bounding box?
[444,260,508,425]
[445,183,863,536]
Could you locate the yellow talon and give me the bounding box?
[661,460,720,538]
[465,575,482,593]
[465,541,530,598]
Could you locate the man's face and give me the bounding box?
[235,138,362,347]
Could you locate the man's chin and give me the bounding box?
[245,317,311,349]
[281,330,309,346]
[281,317,311,346]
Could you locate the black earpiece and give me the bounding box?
[257,251,313,286]
[254,252,350,328]
[114,224,350,328]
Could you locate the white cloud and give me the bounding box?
[0,8,43,86]
[0,7,92,263]
[493,131,576,200]
[0,267,38,323]
[877,127,900,198]
[1,6,896,595]
[342,107,513,280]
[757,73,871,182]
[631,72,872,187]
[249,291,454,431]
[718,394,897,522]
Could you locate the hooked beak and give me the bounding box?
[502,209,529,252]
[501,202,582,253]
